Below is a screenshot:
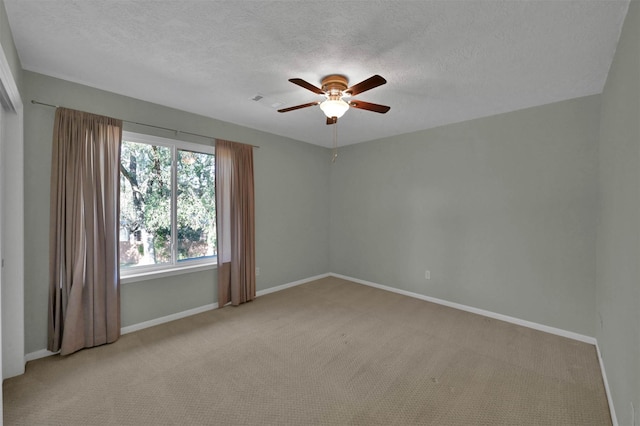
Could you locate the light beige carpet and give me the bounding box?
[4,277,611,425]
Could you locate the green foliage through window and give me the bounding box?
[119,135,216,270]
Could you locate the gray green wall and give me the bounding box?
[14,3,639,422]
[23,71,330,353]
[596,1,640,425]
[329,95,600,336]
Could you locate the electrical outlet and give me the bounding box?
[425,270,430,280]
[256,267,260,276]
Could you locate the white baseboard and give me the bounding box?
[331,273,620,423]
[22,271,616,424]
[24,349,59,362]
[24,273,330,363]
[121,273,330,336]
[329,273,597,345]
[256,273,330,297]
[120,302,219,335]
[23,272,603,375]
[24,303,219,362]
[596,343,618,426]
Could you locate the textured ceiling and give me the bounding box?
[5,1,630,147]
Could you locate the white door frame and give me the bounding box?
[0,38,25,391]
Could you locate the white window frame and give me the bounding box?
[119,131,216,283]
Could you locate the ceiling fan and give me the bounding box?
[278,74,390,124]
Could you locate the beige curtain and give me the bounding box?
[48,107,122,356]
[216,139,256,307]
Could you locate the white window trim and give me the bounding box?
[120,262,216,284]
[119,131,216,282]
[122,131,215,155]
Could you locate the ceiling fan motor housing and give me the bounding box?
[321,75,349,97]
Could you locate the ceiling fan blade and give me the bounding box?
[348,100,390,114]
[289,78,325,95]
[345,75,386,96]
[326,117,337,125]
[278,101,320,113]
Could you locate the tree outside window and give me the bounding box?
[119,133,215,271]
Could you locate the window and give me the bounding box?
[119,132,216,275]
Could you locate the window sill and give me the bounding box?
[121,262,217,284]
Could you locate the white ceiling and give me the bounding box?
[5,1,630,147]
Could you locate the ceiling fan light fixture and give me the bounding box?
[320,98,349,118]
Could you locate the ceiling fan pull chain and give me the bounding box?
[331,121,338,163]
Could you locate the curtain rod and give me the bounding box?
[30,100,260,148]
